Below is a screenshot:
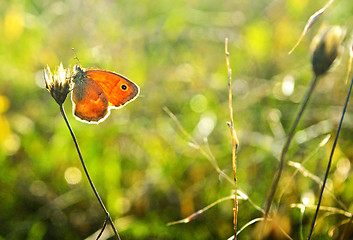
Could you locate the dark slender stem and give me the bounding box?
[96,215,110,240]
[264,75,318,219]
[59,104,120,240]
[307,75,353,240]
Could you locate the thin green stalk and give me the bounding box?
[300,207,305,240]
[264,75,318,219]
[307,75,353,240]
[59,104,120,240]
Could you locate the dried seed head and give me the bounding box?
[44,63,72,105]
[311,25,346,76]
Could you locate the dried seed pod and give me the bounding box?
[311,26,346,76]
[44,63,72,105]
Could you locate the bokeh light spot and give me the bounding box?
[4,8,24,40]
[64,167,82,185]
[3,133,20,156]
[302,191,315,205]
[196,112,216,137]
[244,21,272,59]
[190,94,208,113]
[30,180,48,197]
[335,158,350,180]
[282,75,295,96]
[0,95,10,113]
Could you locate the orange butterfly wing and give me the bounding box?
[72,76,109,123]
[85,68,139,108]
[71,67,139,124]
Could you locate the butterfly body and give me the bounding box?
[71,65,139,124]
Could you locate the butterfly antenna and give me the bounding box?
[72,48,81,66]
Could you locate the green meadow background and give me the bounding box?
[1,0,353,239]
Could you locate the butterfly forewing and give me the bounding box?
[85,69,139,108]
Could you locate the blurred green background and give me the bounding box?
[1,0,353,239]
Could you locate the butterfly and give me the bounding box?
[71,64,139,124]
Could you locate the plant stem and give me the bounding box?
[264,75,318,219]
[59,104,120,240]
[225,38,239,238]
[96,216,109,240]
[307,75,353,240]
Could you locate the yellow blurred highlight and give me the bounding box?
[64,167,82,185]
[244,21,272,60]
[4,8,24,40]
[0,95,12,154]
[0,95,10,113]
[274,18,297,51]
[3,134,20,156]
[287,0,309,15]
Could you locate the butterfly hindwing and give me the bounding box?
[72,76,109,123]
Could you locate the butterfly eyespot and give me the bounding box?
[121,84,127,90]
